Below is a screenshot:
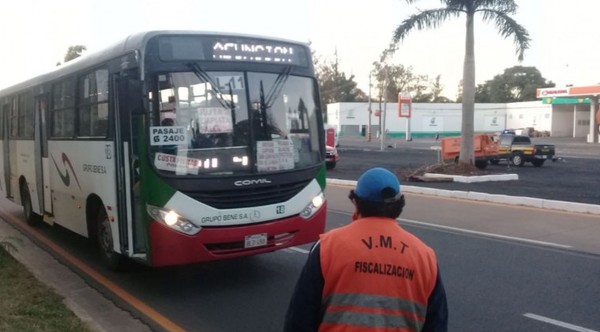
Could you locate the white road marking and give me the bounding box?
[524,313,598,332]
[398,218,573,249]
[326,210,573,249]
[286,246,310,254]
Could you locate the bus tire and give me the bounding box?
[20,182,41,226]
[95,207,123,271]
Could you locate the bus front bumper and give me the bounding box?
[147,202,327,267]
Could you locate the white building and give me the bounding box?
[326,100,592,139]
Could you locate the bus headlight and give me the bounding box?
[300,192,325,219]
[147,205,201,235]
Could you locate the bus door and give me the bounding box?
[1,103,11,198]
[114,72,146,257]
[34,94,50,214]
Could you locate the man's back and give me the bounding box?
[284,167,447,332]
[319,217,438,331]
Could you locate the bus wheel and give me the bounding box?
[20,183,41,226]
[96,207,123,271]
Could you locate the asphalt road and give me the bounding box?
[330,136,600,205]
[417,222,600,332]
[2,136,600,331]
[3,182,600,332]
[88,190,600,331]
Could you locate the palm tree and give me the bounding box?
[392,0,530,165]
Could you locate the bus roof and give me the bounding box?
[0,30,310,97]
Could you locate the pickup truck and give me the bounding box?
[440,134,498,169]
[490,134,555,167]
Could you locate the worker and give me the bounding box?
[284,167,448,331]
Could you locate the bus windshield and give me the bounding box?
[149,70,321,176]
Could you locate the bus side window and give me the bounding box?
[78,69,109,138]
[51,78,75,138]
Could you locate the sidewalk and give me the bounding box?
[0,217,153,332]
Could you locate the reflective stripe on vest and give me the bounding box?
[321,293,426,330]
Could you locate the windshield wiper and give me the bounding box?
[187,62,235,111]
[263,65,292,110]
[255,65,293,139]
[258,80,269,138]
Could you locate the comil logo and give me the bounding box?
[234,178,272,186]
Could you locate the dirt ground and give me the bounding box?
[329,137,600,204]
[397,162,490,182]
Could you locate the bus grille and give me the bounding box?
[182,179,312,209]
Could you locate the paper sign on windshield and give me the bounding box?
[257,140,294,172]
[154,152,201,175]
[198,107,233,134]
[150,126,188,146]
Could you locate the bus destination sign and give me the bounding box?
[212,40,306,66]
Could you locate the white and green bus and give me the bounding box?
[0,31,327,269]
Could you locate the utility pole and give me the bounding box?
[380,67,388,151]
[378,95,382,140]
[368,73,372,142]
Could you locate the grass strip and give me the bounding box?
[0,247,94,332]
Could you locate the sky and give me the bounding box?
[1,0,600,99]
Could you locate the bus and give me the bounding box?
[0,31,327,270]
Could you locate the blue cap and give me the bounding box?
[354,167,401,203]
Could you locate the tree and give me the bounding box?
[372,50,453,103]
[371,47,435,103]
[371,62,429,103]
[455,80,463,102]
[430,75,453,103]
[58,45,87,65]
[392,0,530,166]
[475,66,555,103]
[313,50,368,121]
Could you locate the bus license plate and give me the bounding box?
[245,233,267,248]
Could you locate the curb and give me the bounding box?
[422,173,519,183]
[327,178,600,215]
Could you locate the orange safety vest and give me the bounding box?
[319,217,438,332]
